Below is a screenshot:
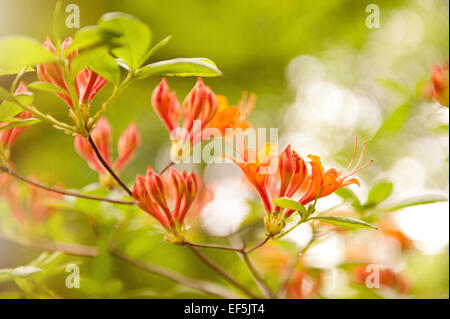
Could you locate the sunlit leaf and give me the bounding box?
[0,118,40,130]
[0,101,22,121]
[27,81,67,94]
[334,188,363,211]
[0,86,15,101]
[138,35,172,66]
[98,12,152,70]
[364,182,393,208]
[0,36,57,75]
[0,266,43,278]
[308,216,377,229]
[135,58,222,78]
[382,195,448,212]
[272,197,308,216]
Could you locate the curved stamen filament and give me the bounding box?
[344,136,359,171]
[343,159,373,179]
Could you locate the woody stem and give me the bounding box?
[187,245,261,299]
[0,166,134,205]
[159,161,175,175]
[88,134,133,196]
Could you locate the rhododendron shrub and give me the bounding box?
[0,2,448,300]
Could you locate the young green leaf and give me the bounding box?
[334,188,363,211]
[14,92,34,106]
[27,81,67,94]
[382,195,448,212]
[0,118,40,131]
[138,35,172,66]
[0,36,57,75]
[0,101,23,121]
[134,58,222,78]
[272,197,308,216]
[0,86,15,102]
[98,12,152,71]
[0,266,43,279]
[308,216,377,229]
[66,26,121,56]
[364,182,393,208]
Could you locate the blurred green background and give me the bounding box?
[0,0,448,299]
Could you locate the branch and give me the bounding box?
[1,167,134,205]
[159,161,175,175]
[241,252,275,299]
[88,135,133,196]
[183,236,271,254]
[187,245,261,299]
[110,249,239,299]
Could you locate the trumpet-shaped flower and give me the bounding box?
[74,117,140,187]
[151,78,254,163]
[431,62,449,107]
[37,37,108,107]
[132,166,205,243]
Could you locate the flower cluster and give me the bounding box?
[132,166,209,243]
[226,137,372,235]
[422,61,449,107]
[151,78,253,163]
[74,117,140,188]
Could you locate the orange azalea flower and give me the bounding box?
[151,78,254,163]
[37,37,108,107]
[0,82,33,158]
[74,117,140,187]
[431,62,449,107]
[132,166,206,243]
[227,135,371,235]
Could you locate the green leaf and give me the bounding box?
[0,266,43,278]
[14,91,34,106]
[67,25,121,55]
[138,35,172,66]
[373,103,411,139]
[27,81,66,94]
[0,86,15,101]
[98,12,152,70]
[0,36,57,75]
[382,195,448,212]
[0,118,40,130]
[0,101,22,121]
[334,188,363,211]
[134,58,222,78]
[308,216,377,229]
[272,197,308,216]
[364,182,393,208]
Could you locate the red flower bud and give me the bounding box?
[114,123,140,172]
[151,78,181,132]
[431,62,449,107]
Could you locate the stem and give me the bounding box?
[241,252,275,299]
[110,249,238,299]
[89,73,134,129]
[0,232,98,257]
[276,233,316,298]
[183,236,271,254]
[159,161,175,175]
[88,135,133,196]
[187,245,261,299]
[1,231,238,298]
[1,167,134,205]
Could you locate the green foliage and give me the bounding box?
[0,37,57,75]
[364,182,393,209]
[134,58,222,78]
[308,216,377,229]
[272,197,308,217]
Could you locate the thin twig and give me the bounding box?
[110,249,238,299]
[245,236,271,254]
[88,135,133,196]
[1,167,134,205]
[241,252,275,299]
[0,232,238,298]
[183,236,271,254]
[187,245,261,299]
[159,161,174,175]
[0,232,98,257]
[276,233,316,298]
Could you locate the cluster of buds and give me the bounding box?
[132,166,201,244]
[227,136,372,235]
[0,82,33,162]
[151,78,253,163]
[74,117,140,188]
[37,37,108,124]
[422,61,449,107]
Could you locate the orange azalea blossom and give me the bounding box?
[227,136,372,235]
[151,78,254,163]
[0,82,33,160]
[132,166,205,243]
[74,117,140,188]
[430,62,449,107]
[37,37,108,107]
